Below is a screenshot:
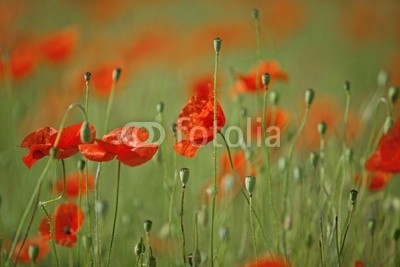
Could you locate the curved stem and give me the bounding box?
[107,161,121,267]
[180,186,186,265]
[41,204,59,267]
[339,206,355,255]
[39,159,66,206]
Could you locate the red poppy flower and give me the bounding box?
[365,118,400,173]
[85,62,127,97]
[20,123,96,168]
[174,86,226,157]
[54,172,95,198]
[251,106,290,139]
[79,126,158,167]
[242,255,289,267]
[231,61,288,95]
[354,260,365,267]
[11,237,49,264]
[355,172,392,192]
[39,202,84,247]
[39,27,78,63]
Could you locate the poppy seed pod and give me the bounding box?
[305,88,315,107]
[269,90,279,105]
[84,71,91,82]
[156,101,164,113]
[309,152,319,169]
[112,67,122,81]
[28,244,40,262]
[80,122,92,143]
[262,73,271,88]
[377,70,389,87]
[144,220,153,233]
[77,159,85,171]
[245,176,256,196]
[367,218,376,235]
[388,86,399,104]
[213,37,222,54]
[349,189,358,205]
[317,122,327,136]
[384,116,394,134]
[134,237,145,256]
[180,167,190,186]
[344,80,351,91]
[252,8,259,19]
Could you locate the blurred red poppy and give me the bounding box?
[39,27,78,63]
[11,237,49,264]
[242,255,289,267]
[174,86,225,157]
[365,118,400,173]
[54,172,95,198]
[251,106,290,138]
[39,202,84,247]
[20,123,96,168]
[354,260,365,267]
[231,61,288,95]
[79,126,158,167]
[355,172,391,192]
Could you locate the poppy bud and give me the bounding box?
[309,152,319,169]
[82,235,92,251]
[180,167,190,187]
[262,73,271,88]
[252,8,259,19]
[80,122,92,143]
[148,255,157,267]
[384,116,394,134]
[213,37,222,54]
[156,101,164,113]
[171,123,177,136]
[95,200,109,218]
[240,107,247,117]
[112,67,122,82]
[305,88,315,107]
[278,156,287,171]
[377,70,389,87]
[293,166,302,182]
[49,147,58,159]
[134,237,145,256]
[394,229,400,241]
[367,218,376,235]
[349,189,358,206]
[245,176,256,197]
[344,148,353,162]
[219,227,230,242]
[317,121,327,136]
[77,159,85,171]
[28,244,40,262]
[193,248,201,266]
[84,71,91,82]
[269,90,279,105]
[245,148,254,162]
[144,220,153,233]
[388,86,399,104]
[344,80,351,91]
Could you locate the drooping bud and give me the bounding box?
[84,71,91,82]
[262,73,271,88]
[305,88,315,107]
[28,244,40,262]
[156,101,164,113]
[144,220,153,233]
[344,80,351,92]
[388,86,399,104]
[112,67,122,82]
[245,176,256,197]
[134,237,146,256]
[213,37,222,54]
[384,116,394,134]
[180,168,190,187]
[293,166,302,182]
[219,226,230,242]
[309,152,319,169]
[80,122,92,143]
[317,122,327,136]
[377,70,389,87]
[77,159,85,171]
[367,218,376,235]
[268,90,279,105]
[349,189,358,206]
[252,8,259,20]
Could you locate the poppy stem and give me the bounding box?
[180,184,187,265]
[249,196,258,263]
[107,161,121,267]
[339,204,355,255]
[94,162,102,266]
[335,216,341,267]
[84,76,91,119]
[5,158,53,265]
[84,160,95,260]
[38,159,66,206]
[319,219,326,267]
[40,204,59,267]
[343,89,350,149]
[103,76,118,134]
[252,9,263,110]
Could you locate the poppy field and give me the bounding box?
[1,0,400,266]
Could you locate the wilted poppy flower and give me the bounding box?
[242,255,289,267]
[251,106,290,139]
[79,126,158,167]
[39,202,84,247]
[231,61,288,95]
[174,86,225,157]
[11,237,49,264]
[39,27,78,63]
[365,118,400,173]
[54,172,95,198]
[355,172,392,192]
[20,123,96,168]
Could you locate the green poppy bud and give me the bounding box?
[317,121,327,136]
[28,244,40,262]
[389,86,399,104]
[148,255,157,267]
[180,167,190,187]
[367,218,376,235]
[344,80,351,91]
[80,122,92,143]
[213,37,222,54]
[95,200,109,218]
[377,70,389,87]
[305,88,315,107]
[262,73,271,88]
[219,227,230,242]
[156,101,164,113]
[134,237,145,256]
[252,8,259,20]
[293,166,302,182]
[77,159,85,171]
[345,148,353,162]
[278,156,287,171]
[349,189,358,205]
[84,71,91,82]
[144,220,153,233]
[309,152,319,169]
[245,176,256,196]
[269,90,279,105]
[112,67,122,81]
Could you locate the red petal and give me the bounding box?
[54,202,84,247]
[79,144,115,162]
[51,123,96,149]
[12,237,49,264]
[173,139,201,157]
[117,145,158,167]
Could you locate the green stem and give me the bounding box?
[335,216,341,267]
[39,159,66,206]
[103,80,117,134]
[41,204,59,267]
[94,162,102,266]
[339,206,355,255]
[249,197,258,263]
[343,90,350,149]
[107,161,121,267]
[85,81,90,119]
[180,186,186,265]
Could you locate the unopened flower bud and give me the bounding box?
[309,152,319,169]
[349,189,358,205]
[389,86,399,104]
[148,255,157,267]
[28,244,40,262]
[213,37,222,54]
[293,166,302,182]
[394,229,400,241]
[345,148,353,162]
[245,176,256,196]
[240,107,247,117]
[269,90,279,105]
[384,116,394,134]
[134,237,145,256]
[278,156,287,171]
[77,159,85,171]
[84,71,91,82]
[377,70,389,87]
[80,122,92,143]
[367,218,376,235]
[305,88,315,107]
[344,80,351,91]
[180,167,190,187]
[156,101,164,113]
[112,68,122,81]
[318,122,327,136]
[144,220,153,233]
[252,9,259,19]
[219,227,230,242]
[262,73,271,88]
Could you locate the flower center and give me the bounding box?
[63,226,72,235]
